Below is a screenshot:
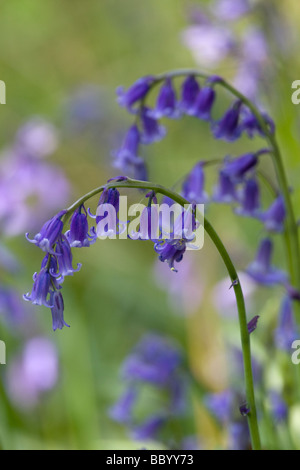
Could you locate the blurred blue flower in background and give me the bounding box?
[246,238,288,286]
[182,161,209,204]
[235,178,261,219]
[205,389,234,423]
[6,337,59,409]
[0,118,70,236]
[269,391,288,423]
[109,334,188,444]
[181,1,269,101]
[63,85,106,133]
[274,296,298,351]
[212,0,250,21]
[260,196,286,233]
[205,389,251,449]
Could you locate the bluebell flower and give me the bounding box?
[130,205,159,241]
[63,85,105,133]
[246,238,288,286]
[205,390,233,423]
[50,290,69,331]
[182,161,208,203]
[28,254,62,304]
[117,76,154,112]
[191,86,216,121]
[158,195,180,234]
[235,178,261,218]
[155,239,186,272]
[122,334,182,386]
[212,101,242,141]
[274,296,298,351]
[155,208,199,271]
[55,235,82,278]
[109,387,137,424]
[94,187,120,225]
[23,267,53,308]
[15,118,58,158]
[161,195,176,206]
[233,61,261,101]
[213,0,250,21]
[181,23,234,68]
[131,415,166,441]
[110,334,187,443]
[260,195,286,233]
[6,337,59,408]
[212,170,238,204]
[206,389,251,449]
[169,376,187,414]
[269,391,288,423]
[233,27,268,100]
[140,107,166,144]
[113,125,143,173]
[90,188,128,238]
[222,153,258,183]
[65,205,95,247]
[240,109,275,138]
[179,75,200,114]
[0,286,28,328]
[25,210,66,254]
[149,78,180,119]
[40,252,59,277]
[228,421,250,450]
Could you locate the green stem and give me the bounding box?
[64,178,261,450]
[151,68,300,309]
[220,79,300,293]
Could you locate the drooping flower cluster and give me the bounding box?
[19,70,296,391]
[114,73,283,285]
[109,334,190,446]
[114,73,275,181]
[23,70,295,334]
[23,187,125,330]
[112,71,300,406]
[17,62,300,452]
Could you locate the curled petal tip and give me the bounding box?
[25,232,35,244]
[87,207,96,218]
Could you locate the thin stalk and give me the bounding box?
[64,178,261,450]
[221,79,300,292]
[149,68,300,311]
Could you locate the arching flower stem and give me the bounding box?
[148,69,300,299]
[63,177,261,450]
